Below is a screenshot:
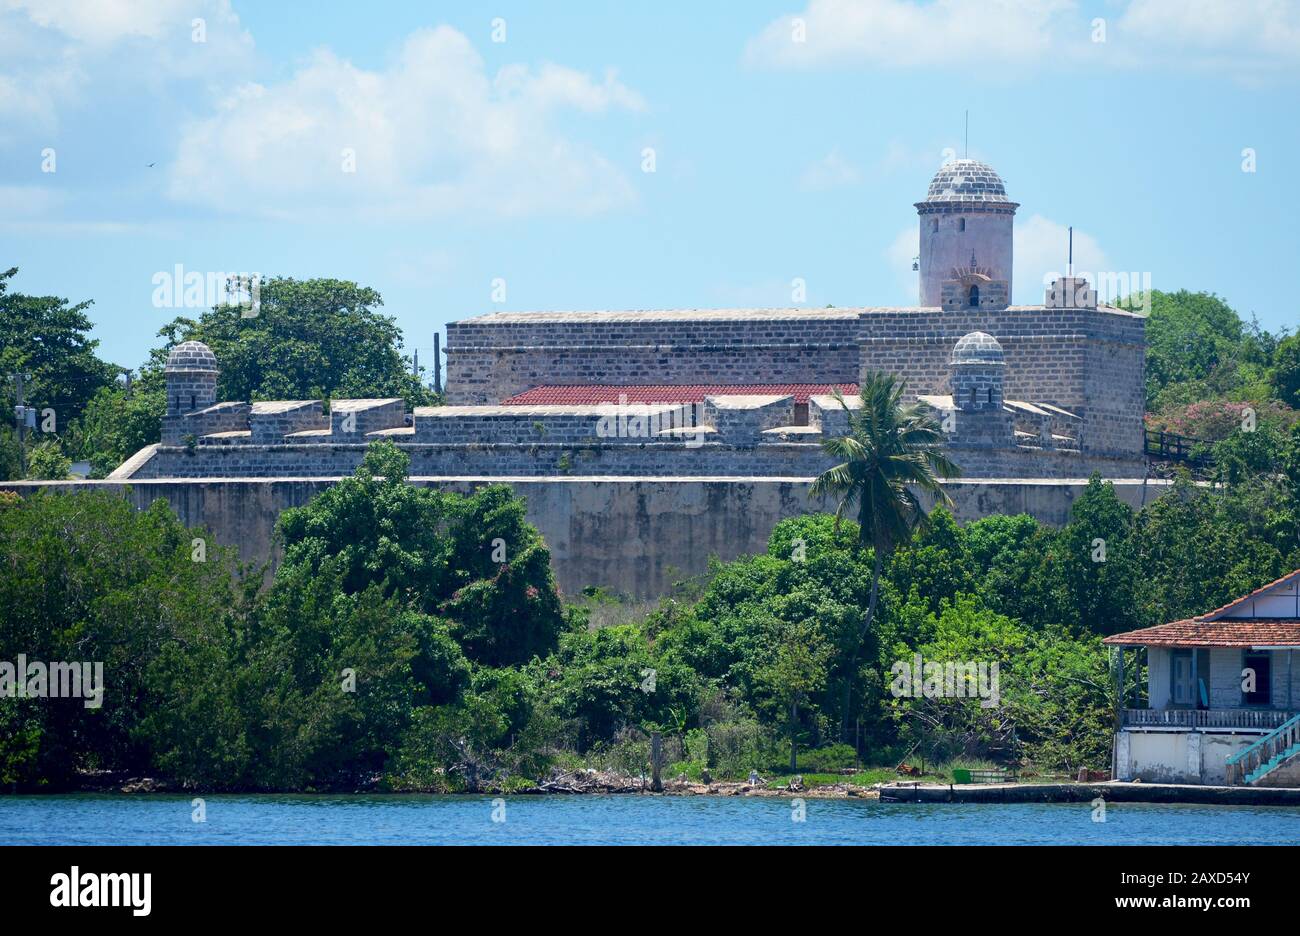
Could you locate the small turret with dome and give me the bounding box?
[916,158,1017,309]
[164,340,219,417]
[950,331,1004,412]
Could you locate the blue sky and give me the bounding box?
[2,0,1298,371]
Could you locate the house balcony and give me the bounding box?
[1121,708,1297,732]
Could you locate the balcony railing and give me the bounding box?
[1122,708,1295,730]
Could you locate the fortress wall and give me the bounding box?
[445,316,863,404]
[129,439,1144,482]
[131,441,838,479]
[412,409,693,445]
[858,306,1145,456]
[1084,329,1148,457]
[1,476,1171,599]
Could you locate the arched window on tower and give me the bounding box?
[968,285,980,307]
[958,217,966,232]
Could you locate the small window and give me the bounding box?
[958,217,966,232]
[969,388,977,406]
[931,218,939,233]
[190,394,196,409]
[968,285,980,307]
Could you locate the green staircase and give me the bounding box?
[1226,714,1300,786]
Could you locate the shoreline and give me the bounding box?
[880,781,1300,807]
[15,773,1300,806]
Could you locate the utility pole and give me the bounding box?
[8,372,32,476]
[433,332,443,395]
[413,347,419,381]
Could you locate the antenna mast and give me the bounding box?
[1068,226,1074,277]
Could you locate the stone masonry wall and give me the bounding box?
[129,437,1145,482]
[445,305,1146,458]
[2,476,1174,599]
[445,312,864,404]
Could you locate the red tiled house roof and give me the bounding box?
[502,384,860,406]
[1104,569,1300,648]
[1104,619,1300,648]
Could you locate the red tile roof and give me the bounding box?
[1202,569,1300,620]
[502,384,860,405]
[1104,619,1300,648]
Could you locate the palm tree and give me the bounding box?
[810,371,962,743]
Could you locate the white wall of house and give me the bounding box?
[1118,731,1258,784]
[1145,647,1299,710]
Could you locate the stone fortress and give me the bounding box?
[65,159,1152,597]
[116,158,1146,485]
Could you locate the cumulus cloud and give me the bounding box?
[166,26,645,219]
[799,147,861,191]
[1012,214,1107,303]
[1117,0,1300,71]
[0,0,254,135]
[743,0,1300,74]
[744,0,1076,69]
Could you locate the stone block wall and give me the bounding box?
[445,311,864,404]
[857,305,1145,458]
[250,401,326,443]
[162,402,250,445]
[702,395,795,444]
[330,399,406,438]
[412,405,695,445]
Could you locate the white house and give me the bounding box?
[1104,569,1300,786]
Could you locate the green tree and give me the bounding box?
[0,492,250,789]
[155,277,433,406]
[810,371,960,740]
[0,268,117,441]
[276,441,565,667]
[78,382,166,477]
[25,439,72,480]
[756,621,832,772]
[1141,289,1274,410]
[1272,332,1300,409]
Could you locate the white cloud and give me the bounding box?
[166,27,644,220]
[1012,214,1107,303]
[0,0,254,135]
[744,0,1300,73]
[5,0,196,44]
[1117,0,1300,70]
[744,0,1076,69]
[799,147,861,190]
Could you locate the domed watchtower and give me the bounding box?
[916,159,1017,309]
[950,331,1004,412]
[164,340,219,416]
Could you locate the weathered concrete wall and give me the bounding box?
[1118,730,1300,786]
[2,476,1171,599]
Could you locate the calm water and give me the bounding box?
[3,795,1300,845]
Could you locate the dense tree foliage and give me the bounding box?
[6,438,1295,791]
[0,268,117,433]
[1,269,437,478]
[154,277,433,407]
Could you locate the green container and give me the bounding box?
[952,768,973,785]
